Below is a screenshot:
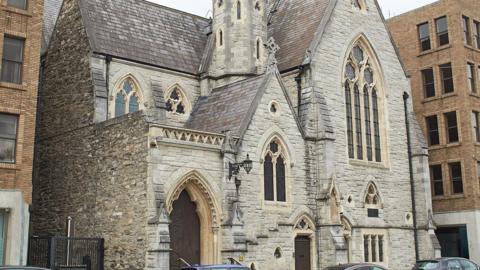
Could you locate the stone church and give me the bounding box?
[33,0,440,269]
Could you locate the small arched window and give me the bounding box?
[217,0,223,7]
[256,38,261,60]
[364,182,382,218]
[344,42,384,162]
[166,86,188,115]
[218,29,223,47]
[236,1,242,20]
[264,138,287,202]
[112,77,143,118]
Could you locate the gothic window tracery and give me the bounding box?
[112,77,143,118]
[344,42,384,162]
[364,182,381,206]
[166,86,188,115]
[264,138,287,202]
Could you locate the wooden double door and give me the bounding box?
[169,190,201,269]
[295,235,312,270]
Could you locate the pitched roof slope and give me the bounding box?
[78,0,210,74]
[186,76,266,136]
[269,0,331,71]
[43,0,64,53]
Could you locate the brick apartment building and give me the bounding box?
[387,0,480,262]
[0,0,43,265]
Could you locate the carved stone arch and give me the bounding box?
[363,181,383,208]
[294,214,316,232]
[166,170,221,264]
[164,83,192,116]
[255,127,295,166]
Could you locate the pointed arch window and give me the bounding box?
[264,138,287,202]
[364,182,382,218]
[236,1,242,20]
[112,77,143,118]
[218,30,223,47]
[166,86,188,115]
[256,38,261,60]
[344,42,385,163]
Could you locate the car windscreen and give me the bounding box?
[417,261,439,269]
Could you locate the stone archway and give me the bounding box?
[166,173,221,267]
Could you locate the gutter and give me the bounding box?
[403,92,420,261]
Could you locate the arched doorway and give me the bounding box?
[170,190,201,269]
[166,172,221,268]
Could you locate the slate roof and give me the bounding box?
[186,76,266,136]
[268,0,331,71]
[42,0,64,53]
[78,0,210,74]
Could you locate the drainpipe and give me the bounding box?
[403,92,420,262]
[295,66,305,116]
[105,55,112,118]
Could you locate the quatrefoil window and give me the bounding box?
[166,87,187,115]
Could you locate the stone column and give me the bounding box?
[146,206,170,270]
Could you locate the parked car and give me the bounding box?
[0,267,50,270]
[413,258,480,270]
[324,264,387,270]
[182,264,250,270]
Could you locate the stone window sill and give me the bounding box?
[263,201,290,212]
[422,93,457,103]
[464,44,480,52]
[2,6,32,17]
[348,159,389,170]
[0,162,18,170]
[432,194,465,201]
[0,82,28,91]
[417,44,452,57]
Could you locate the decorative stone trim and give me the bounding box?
[150,125,239,149]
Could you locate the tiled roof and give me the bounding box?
[42,0,64,53]
[269,0,331,71]
[79,0,210,74]
[186,76,266,136]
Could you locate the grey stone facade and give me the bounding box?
[34,0,439,269]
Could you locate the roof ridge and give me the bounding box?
[137,0,210,21]
[211,75,266,93]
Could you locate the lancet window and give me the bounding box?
[112,77,143,118]
[264,138,287,202]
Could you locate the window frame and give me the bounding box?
[418,22,431,52]
[435,16,449,46]
[449,162,463,194]
[463,15,472,46]
[6,0,27,10]
[444,111,459,144]
[467,62,476,93]
[0,210,7,266]
[426,115,440,146]
[421,67,435,98]
[0,113,19,164]
[109,76,144,119]
[1,36,25,85]
[430,164,444,196]
[440,63,454,94]
[262,138,289,204]
[363,232,387,264]
[474,20,480,49]
[472,111,480,143]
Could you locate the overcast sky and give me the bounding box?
[148,0,439,19]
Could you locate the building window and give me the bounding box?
[0,114,18,163]
[7,0,27,9]
[364,234,385,263]
[236,1,241,20]
[256,38,261,60]
[436,227,469,258]
[264,138,287,202]
[445,112,459,144]
[467,62,476,93]
[218,30,223,47]
[217,0,223,7]
[449,162,463,194]
[364,182,381,218]
[344,42,384,163]
[0,211,5,265]
[430,165,444,196]
[426,115,440,146]
[166,86,189,115]
[440,63,454,94]
[474,20,480,49]
[422,68,435,98]
[472,111,480,143]
[463,16,472,46]
[436,16,449,46]
[1,37,24,84]
[255,1,261,11]
[418,22,431,51]
[112,77,142,118]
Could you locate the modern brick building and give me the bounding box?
[387,0,480,262]
[0,0,43,265]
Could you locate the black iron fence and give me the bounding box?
[28,236,104,270]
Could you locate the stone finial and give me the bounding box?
[265,37,280,72]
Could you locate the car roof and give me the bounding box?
[0,267,50,270]
[183,265,249,269]
[324,263,386,270]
